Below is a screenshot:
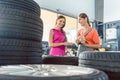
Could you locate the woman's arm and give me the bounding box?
[49,29,74,47]
[76,30,81,44]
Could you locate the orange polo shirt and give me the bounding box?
[78,28,100,45]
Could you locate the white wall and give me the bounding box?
[34,0,95,20]
[104,0,120,22]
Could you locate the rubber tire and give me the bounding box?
[79,51,120,72]
[0,64,109,80]
[79,51,120,80]
[42,55,78,66]
[0,8,43,41]
[0,0,40,16]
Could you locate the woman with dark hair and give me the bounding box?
[49,15,74,56]
[76,13,101,55]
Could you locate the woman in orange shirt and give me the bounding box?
[76,13,101,54]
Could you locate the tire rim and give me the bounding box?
[0,64,98,77]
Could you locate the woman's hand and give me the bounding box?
[81,42,88,46]
[76,37,86,44]
[76,39,80,44]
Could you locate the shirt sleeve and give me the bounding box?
[92,29,100,44]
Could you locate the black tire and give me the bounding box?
[79,51,120,80]
[0,29,42,41]
[0,64,109,80]
[0,39,41,48]
[0,0,40,16]
[0,39,42,65]
[0,12,41,27]
[0,57,42,65]
[0,0,43,64]
[0,8,43,41]
[0,51,42,57]
[42,55,79,66]
[79,51,120,72]
[0,8,41,24]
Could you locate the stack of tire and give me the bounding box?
[0,0,43,65]
[79,51,120,80]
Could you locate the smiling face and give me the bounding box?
[56,18,66,28]
[78,17,87,26]
[78,13,90,27]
